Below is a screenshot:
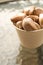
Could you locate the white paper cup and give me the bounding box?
[15,26,43,49]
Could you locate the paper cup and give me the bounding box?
[15,26,43,49]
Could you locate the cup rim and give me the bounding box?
[14,24,43,33]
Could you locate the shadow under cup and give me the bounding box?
[15,26,43,49]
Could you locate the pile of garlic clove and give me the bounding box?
[11,6,43,31]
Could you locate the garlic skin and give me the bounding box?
[11,13,26,23]
[22,17,40,31]
[34,7,43,16]
[22,6,35,15]
[26,15,39,23]
[16,21,22,29]
[39,14,43,28]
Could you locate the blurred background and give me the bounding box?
[0,0,43,6]
[0,0,43,65]
[0,0,43,4]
